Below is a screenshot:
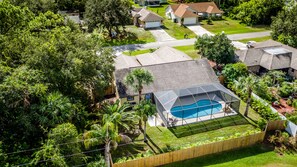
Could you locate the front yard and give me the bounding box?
[122,45,200,59]
[102,26,155,46]
[201,17,269,35]
[163,144,297,167]
[238,36,272,44]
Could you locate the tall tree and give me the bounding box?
[271,2,297,48]
[85,0,132,37]
[124,68,154,103]
[195,33,235,65]
[235,75,258,117]
[222,63,248,83]
[134,100,156,142]
[84,101,137,167]
[231,0,285,25]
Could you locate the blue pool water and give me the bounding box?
[170,99,222,119]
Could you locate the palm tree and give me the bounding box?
[83,102,138,167]
[134,100,156,142]
[235,75,258,117]
[124,68,154,103]
[266,70,285,86]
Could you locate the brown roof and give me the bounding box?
[170,2,223,17]
[188,2,223,14]
[174,4,198,18]
[133,8,163,22]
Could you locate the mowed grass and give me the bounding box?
[173,45,200,59]
[201,17,269,35]
[102,26,155,46]
[123,45,200,59]
[163,144,297,167]
[238,36,272,44]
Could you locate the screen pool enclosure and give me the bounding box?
[154,83,240,127]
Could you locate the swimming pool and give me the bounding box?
[170,99,222,119]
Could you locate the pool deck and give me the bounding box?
[149,100,238,127]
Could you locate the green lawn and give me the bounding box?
[201,17,269,35]
[102,26,155,46]
[238,36,272,44]
[163,144,297,167]
[173,45,200,59]
[123,45,200,59]
[239,100,262,126]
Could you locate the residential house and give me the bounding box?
[132,8,163,29]
[236,40,297,78]
[134,0,167,6]
[166,2,223,25]
[114,46,218,104]
[115,46,240,126]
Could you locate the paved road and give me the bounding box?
[228,31,271,40]
[149,28,175,42]
[113,31,271,53]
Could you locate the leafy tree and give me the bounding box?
[9,0,57,14]
[134,100,156,142]
[83,101,137,167]
[235,75,258,117]
[32,123,84,166]
[265,70,286,86]
[231,0,285,25]
[85,0,132,37]
[0,0,33,35]
[195,33,235,65]
[271,2,297,47]
[222,63,248,83]
[125,68,154,103]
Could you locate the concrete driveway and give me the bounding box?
[186,25,214,36]
[149,28,175,42]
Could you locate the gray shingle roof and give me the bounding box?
[115,59,219,97]
[115,46,191,70]
[236,40,297,70]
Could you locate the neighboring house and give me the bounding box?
[166,2,223,25]
[58,11,82,25]
[132,8,163,29]
[236,40,297,78]
[134,0,167,6]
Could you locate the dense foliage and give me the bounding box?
[0,1,115,166]
[231,0,285,25]
[222,63,248,83]
[271,1,297,48]
[195,33,235,65]
[85,0,132,37]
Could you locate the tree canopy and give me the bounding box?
[231,0,285,25]
[0,1,115,166]
[271,2,297,48]
[194,33,235,65]
[85,0,132,37]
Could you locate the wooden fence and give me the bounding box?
[266,120,286,131]
[112,132,265,167]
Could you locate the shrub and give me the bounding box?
[279,82,294,97]
[286,112,297,124]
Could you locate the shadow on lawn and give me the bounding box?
[168,115,249,138]
[102,32,147,46]
[162,144,274,167]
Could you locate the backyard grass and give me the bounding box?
[239,100,262,126]
[163,144,297,167]
[102,26,155,46]
[238,36,272,44]
[201,17,269,35]
[123,45,200,59]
